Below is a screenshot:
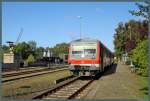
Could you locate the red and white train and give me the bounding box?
[68,38,114,76]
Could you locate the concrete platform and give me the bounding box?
[84,62,143,99]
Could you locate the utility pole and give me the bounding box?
[121,29,126,64]
[128,26,132,40]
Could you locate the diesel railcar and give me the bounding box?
[68,38,114,76]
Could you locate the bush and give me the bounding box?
[125,57,131,65]
[26,54,35,64]
[131,39,148,76]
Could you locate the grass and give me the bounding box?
[2,69,72,98]
[124,63,148,100]
[137,75,148,100]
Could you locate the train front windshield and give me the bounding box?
[84,49,96,54]
[71,43,97,59]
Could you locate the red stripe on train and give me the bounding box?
[69,59,100,64]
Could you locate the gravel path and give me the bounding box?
[84,62,142,99]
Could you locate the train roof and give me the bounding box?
[70,38,98,43]
[70,38,114,55]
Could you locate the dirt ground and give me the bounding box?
[84,62,147,99]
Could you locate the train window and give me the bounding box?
[72,51,83,54]
[84,49,96,54]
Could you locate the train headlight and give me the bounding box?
[92,55,95,59]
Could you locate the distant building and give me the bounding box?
[3,53,14,63]
[3,53,23,70]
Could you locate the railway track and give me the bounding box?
[32,76,94,99]
[2,64,69,78]
[2,68,50,78]
[2,68,68,83]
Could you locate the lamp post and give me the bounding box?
[128,26,132,40]
[121,29,126,64]
[77,16,82,39]
[128,25,134,67]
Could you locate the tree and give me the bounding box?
[50,42,69,56]
[35,47,45,59]
[2,45,9,53]
[129,2,149,20]
[28,41,37,51]
[113,22,126,58]
[113,20,148,58]
[26,54,35,64]
[28,41,37,56]
[13,41,38,60]
[14,42,31,60]
[131,39,148,76]
[0,45,3,61]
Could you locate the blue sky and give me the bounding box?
[2,2,144,52]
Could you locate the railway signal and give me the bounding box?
[6,28,23,53]
[4,28,24,70]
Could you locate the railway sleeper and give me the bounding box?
[45,83,88,99]
[32,77,80,99]
[52,93,73,96]
[56,89,78,93]
[44,97,57,99]
[49,95,69,98]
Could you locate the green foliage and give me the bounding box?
[138,76,148,99]
[129,2,149,20]
[14,42,31,60]
[49,43,69,56]
[35,47,45,59]
[114,2,149,59]
[2,45,10,53]
[28,41,37,52]
[113,20,148,58]
[13,41,39,60]
[0,45,3,61]
[125,58,131,65]
[131,39,148,76]
[26,54,35,64]
[4,41,69,61]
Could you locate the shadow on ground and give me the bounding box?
[79,64,118,80]
[139,87,148,95]
[102,63,118,76]
[79,74,103,80]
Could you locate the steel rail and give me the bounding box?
[2,68,68,83]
